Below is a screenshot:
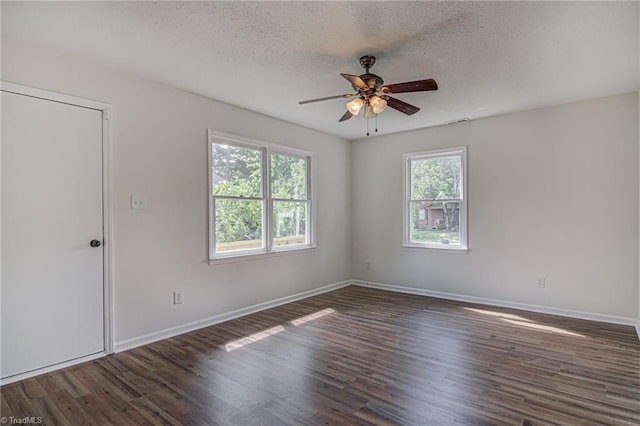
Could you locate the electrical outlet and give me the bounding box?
[130,195,145,210]
[536,277,546,288]
[173,290,184,304]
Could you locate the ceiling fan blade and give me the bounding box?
[338,110,353,122]
[384,96,420,115]
[380,79,438,94]
[299,94,355,105]
[341,73,368,91]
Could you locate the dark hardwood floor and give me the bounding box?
[2,285,639,425]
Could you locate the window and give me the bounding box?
[271,152,309,248]
[208,131,313,260]
[404,146,467,250]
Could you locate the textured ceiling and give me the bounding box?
[2,1,638,140]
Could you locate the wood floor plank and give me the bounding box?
[26,395,73,426]
[75,393,152,425]
[46,389,93,425]
[19,377,48,399]
[0,390,14,419]
[127,395,183,426]
[2,285,638,425]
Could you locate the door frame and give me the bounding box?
[1,81,114,384]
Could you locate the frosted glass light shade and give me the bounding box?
[370,96,387,114]
[363,104,377,118]
[346,98,364,115]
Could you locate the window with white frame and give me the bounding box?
[209,131,313,259]
[404,146,467,250]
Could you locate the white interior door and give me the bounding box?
[1,90,105,379]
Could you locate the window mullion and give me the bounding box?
[214,195,264,201]
[409,198,463,203]
[263,147,272,252]
[272,197,306,202]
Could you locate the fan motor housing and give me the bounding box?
[358,55,384,92]
[361,73,384,91]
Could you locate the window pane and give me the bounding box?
[271,153,307,200]
[212,144,262,197]
[411,155,461,200]
[410,201,460,245]
[273,201,307,247]
[215,199,263,252]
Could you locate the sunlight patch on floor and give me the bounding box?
[500,318,584,337]
[463,307,532,322]
[224,325,285,352]
[291,308,335,326]
[463,307,584,337]
[223,308,335,352]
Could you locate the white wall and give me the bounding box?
[351,93,639,319]
[3,37,638,347]
[1,39,352,344]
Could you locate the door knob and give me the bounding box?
[90,239,102,248]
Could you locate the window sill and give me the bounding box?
[402,244,470,254]
[209,245,317,265]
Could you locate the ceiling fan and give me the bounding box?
[298,55,438,132]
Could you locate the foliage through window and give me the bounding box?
[404,147,467,250]
[209,132,313,259]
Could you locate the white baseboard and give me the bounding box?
[114,280,351,353]
[0,351,105,386]
[352,280,638,327]
[115,278,640,352]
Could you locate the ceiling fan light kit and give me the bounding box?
[299,55,438,135]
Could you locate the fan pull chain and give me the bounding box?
[366,116,370,136]
[375,115,378,133]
